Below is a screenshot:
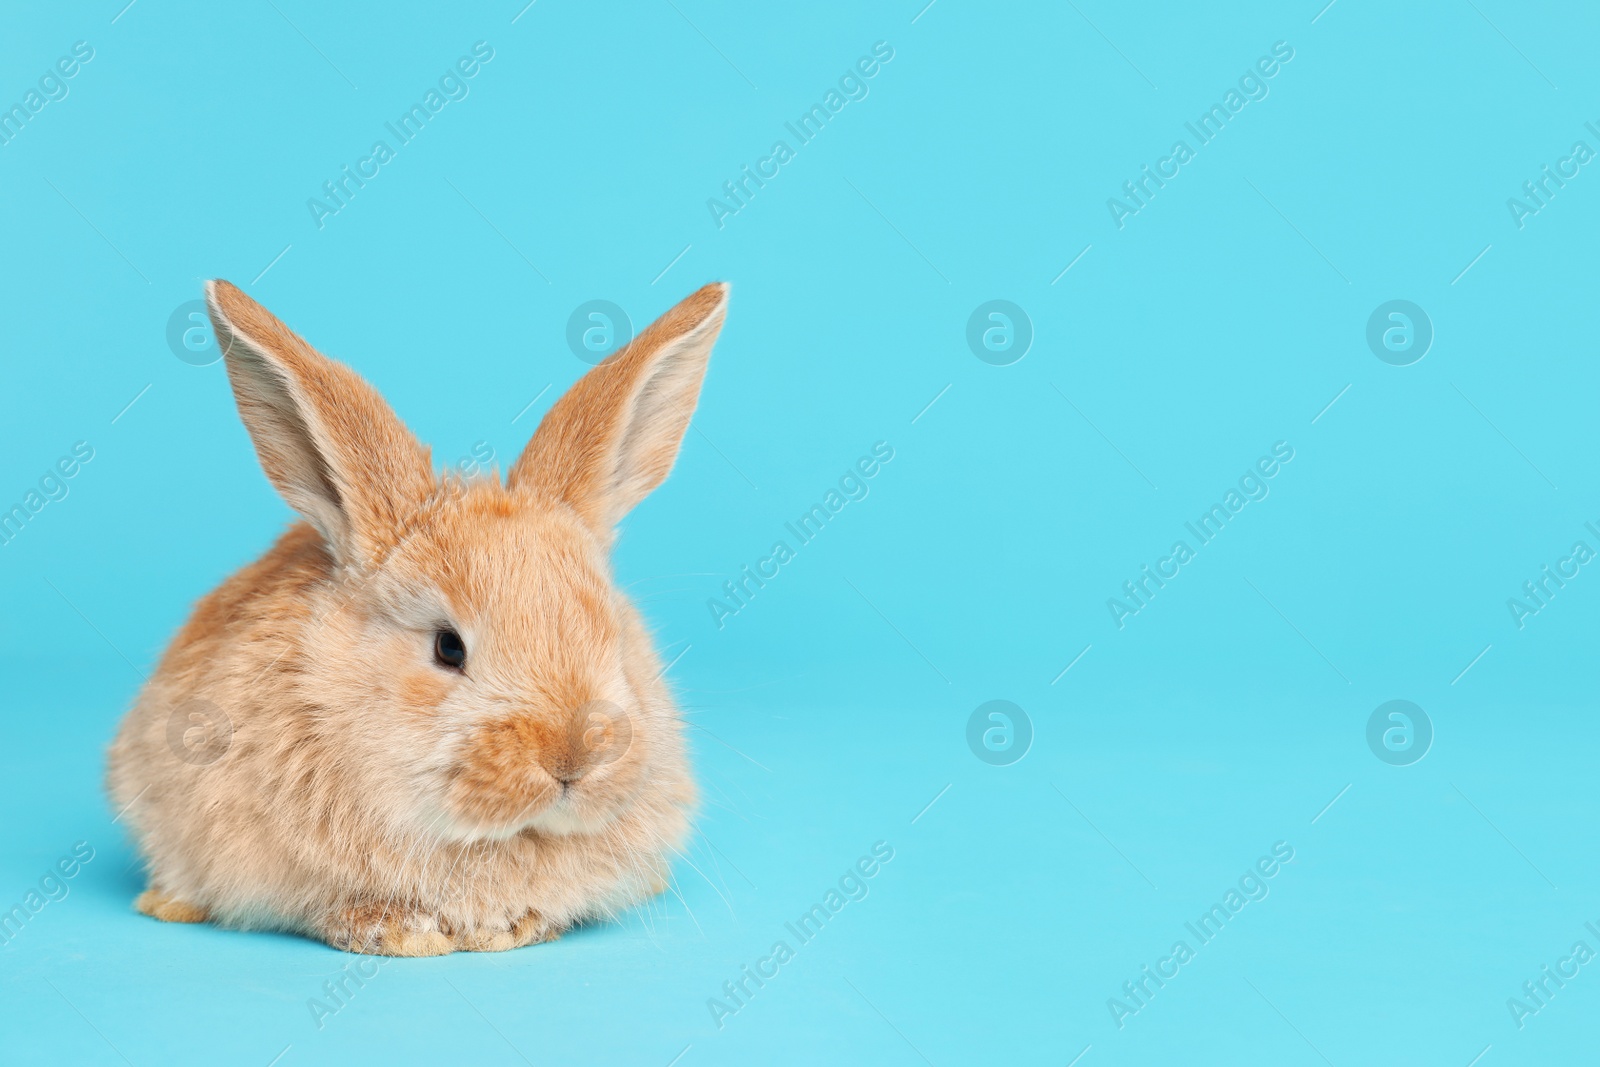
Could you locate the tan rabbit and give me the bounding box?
[106,279,728,955]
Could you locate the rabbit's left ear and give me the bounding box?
[205,280,436,567]
[508,283,729,536]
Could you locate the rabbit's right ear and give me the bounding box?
[507,283,729,537]
[205,280,435,567]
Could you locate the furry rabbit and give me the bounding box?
[106,279,728,955]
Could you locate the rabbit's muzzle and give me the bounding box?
[445,698,635,835]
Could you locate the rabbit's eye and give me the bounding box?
[434,629,466,671]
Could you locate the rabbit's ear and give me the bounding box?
[508,283,729,535]
[205,280,436,567]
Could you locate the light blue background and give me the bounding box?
[3,1,1597,1064]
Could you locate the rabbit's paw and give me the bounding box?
[445,914,516,953]
[512,908,563,948]
[451,908,563,953]
[447,908,562,952]
[135,887,209,924]
[452,925,517,952]
[324,903,454,957]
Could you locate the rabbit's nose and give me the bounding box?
[540,749,594,785]
[542,699,633,784]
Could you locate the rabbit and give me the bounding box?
[106,279,729,955]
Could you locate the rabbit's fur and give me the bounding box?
[107,280,728,955]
